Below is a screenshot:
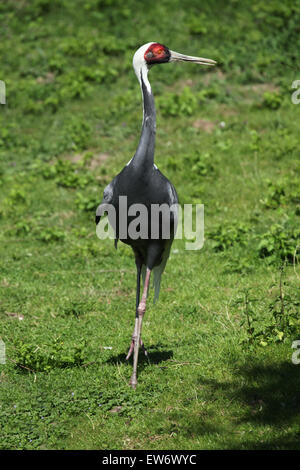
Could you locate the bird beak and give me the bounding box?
[170,50,217,66]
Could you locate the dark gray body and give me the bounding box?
[106,160,178,269]
[96,72,178,288]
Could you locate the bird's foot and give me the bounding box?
[125,339,134,361]
[129,374,137,389]
[126,337,148,360]
[140,338,149,358]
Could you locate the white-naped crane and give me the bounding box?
[96,42,216,388]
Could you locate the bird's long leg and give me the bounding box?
[126,258,149,360]
[129,267,151,389]
[126,259,142,361]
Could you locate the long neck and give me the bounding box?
[132,66,156,170]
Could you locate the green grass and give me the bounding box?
[1,0,300,450]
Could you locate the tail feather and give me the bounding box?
[142,240,172,303]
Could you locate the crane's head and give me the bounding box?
[133,42,216,77]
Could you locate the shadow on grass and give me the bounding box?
[195,359,300,449]
[105,342,173,367]
[104,344,300,449]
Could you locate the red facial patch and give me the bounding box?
[144,43,170,64]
